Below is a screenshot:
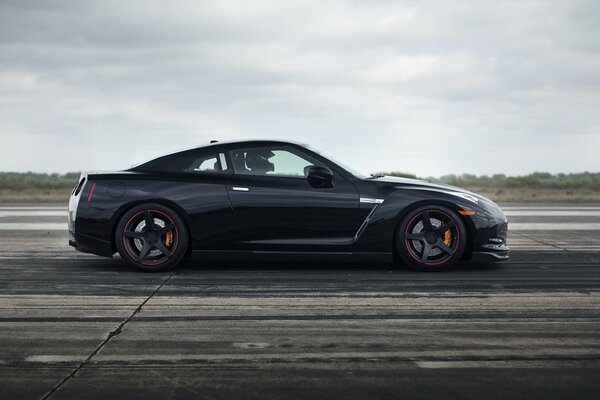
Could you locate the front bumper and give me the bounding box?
[470,209,509,263]
[471,244,510,262]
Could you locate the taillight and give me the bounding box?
[87,182,97,202]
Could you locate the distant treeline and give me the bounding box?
[373,171,600,190]
[0,172,80,190]
[1,171,600,191]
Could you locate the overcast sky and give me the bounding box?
[0,0,599,176]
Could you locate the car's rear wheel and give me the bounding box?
[396,205,466,272]
[115,203,188,272]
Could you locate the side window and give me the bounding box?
[270,150,314,176]
[229,147,323,177]
[185,153,228,173]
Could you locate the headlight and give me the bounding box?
[447,191,479,204]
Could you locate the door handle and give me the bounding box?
[232,187,250,192]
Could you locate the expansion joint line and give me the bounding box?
[40,270,177,400]
[512,232,569,252]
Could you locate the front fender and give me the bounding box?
[352,189,486,254]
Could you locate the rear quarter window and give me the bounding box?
[185,153,228,173]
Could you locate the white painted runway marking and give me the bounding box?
[502,206,600,210]
[1,207,599,234]
[505,211,600,216]
[1,223,600,231]
[0,223,66,230]
[413,360,594,369]
[0,211,66,217]
[509,223,600,231]
[0,207,66,210]
[3,210,598,217]
[24,350,600,364]
[0,206,599,215]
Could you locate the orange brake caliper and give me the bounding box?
[443,229,452,246]
[165,231,174,248]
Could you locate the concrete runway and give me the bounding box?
[1,203,599,399]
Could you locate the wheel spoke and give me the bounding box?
[406,233,425,241]
[435,239,455,255]
[136,242,151,262]
[144,211,155,230]
[436,221,456,233]
[123,230,145,239]
[422,211,433,232]
[421,242,432,263]
[157,223,175,236]
[154,241,171,257]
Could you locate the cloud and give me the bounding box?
[0,0,599,176]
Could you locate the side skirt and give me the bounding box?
[190,250,393,264]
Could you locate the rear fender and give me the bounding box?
[110,199,193,255]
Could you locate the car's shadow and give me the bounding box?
[176,257,506,274]
[67,255,507,275]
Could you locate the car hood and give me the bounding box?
[368,175,490,203]
[369,176,470,192]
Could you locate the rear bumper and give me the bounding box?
[69,231,114,258]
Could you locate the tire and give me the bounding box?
[115,203,188,272]
[396,205,466,272]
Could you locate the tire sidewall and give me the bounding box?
[115,203,188,272]
[396,205,466,272]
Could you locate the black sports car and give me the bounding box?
[68,140,509,272]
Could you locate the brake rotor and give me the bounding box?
[410,218,453,257]
[133,218,166,257]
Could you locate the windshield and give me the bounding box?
[306,145,370,179]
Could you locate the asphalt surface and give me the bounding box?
[1,203,599,399]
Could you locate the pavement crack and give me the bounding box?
[39,270,177,400]
[513,232,569,252]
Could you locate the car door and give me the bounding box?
[177,151,250,250]
[225,145,360,252]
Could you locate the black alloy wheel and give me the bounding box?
[115,203,188,272]
[396,205,466,272]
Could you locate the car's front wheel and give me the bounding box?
[115,203,188,272]
[396,205,466,272]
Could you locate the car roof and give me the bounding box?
[196,139,308,150]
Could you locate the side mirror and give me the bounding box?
[306,165,334,188]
